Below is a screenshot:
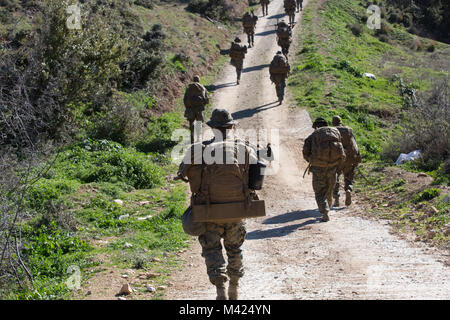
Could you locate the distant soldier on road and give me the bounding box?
[269,51,290,105]
[260,0,270,16]
[302,118,346,222]
[177,109,259,300]
[276,20,292,56]
[332,116,362,207]
[296,0,303,12]
[284,0,297,26]
[229,37,248,85]
[183,75,209,143]
[242,11,258,48]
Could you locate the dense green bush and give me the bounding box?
[414,188,441,203]
[52,140,165,189]
[187,0,232,21]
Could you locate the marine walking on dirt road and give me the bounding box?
[260,0,270,16]
[276,19,292,57]
[284,0,297,26]
[242,11,258,48]
[269,51,291,105]
[183,75,209,143]
[331,115,362,207]
[177,109,266,300]
[302,118,346,222]
[296,0,303,12]
[229,37,248,85]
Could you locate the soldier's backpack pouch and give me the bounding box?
[248,160,267,190]
[182,206,206,236]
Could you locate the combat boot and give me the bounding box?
[345,191,352,206]
[321,210,329,222]
[216,284,227,300]
[228,280,239,300]
[333,197,340,208]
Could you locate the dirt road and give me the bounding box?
[165,0,450,300]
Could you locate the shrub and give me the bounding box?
[134,0,153,9]
[332,60,363,78]
[186,0,232,22]
[349,23,363,36]
[427,42,436,52]
[382,80,449,171]
[53,140,165,189]
[414,188,441,203]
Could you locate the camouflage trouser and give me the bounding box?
[231,59,243,81]
[261,3,269,16]
[296,0,303,10]
[310,166,337,214]
[275,80,286,101]
[333,164,356,200]
[198,221,247,286]
[246,32,255,46]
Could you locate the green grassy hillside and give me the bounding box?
[290,0,449,247]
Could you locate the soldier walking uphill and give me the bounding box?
[183,75,209,143]
[332,116,362,207]
[302,118,346,222]
[276,20,292,56]
[229,37,247,85]
[242,11,258,48]
[260,0,270,16]
[284,0,297,26]
[177,109,260,300]
[269,51,290,105]
[296,0,303,12]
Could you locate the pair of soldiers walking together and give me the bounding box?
[303,116,361,222]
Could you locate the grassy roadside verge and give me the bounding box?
[290,0,449,248]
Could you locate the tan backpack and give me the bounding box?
[310,127,345,168]
[277,25,291,39]
[184,83,207,109]
[230,42,246,60]
[270,55,290,74]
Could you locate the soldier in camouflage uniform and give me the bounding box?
[177,109,258,300]
[183,75,209,143]
[332,116,362,207]
[229,37,248,85]
[242,11,258,48]
[260,0,270,16]
[302,118,345,222]
[296,0,303,12]
[284,0,297,26]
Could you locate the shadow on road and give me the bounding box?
[246,219,319,240]
[262,209,321,224]
[231,101,279,120]
[205,82,236,92]
[266,13,286,20]
[243,63,270,73]
[255,29,277,36]
[246,209,322,240]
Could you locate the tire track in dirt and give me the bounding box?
[164,0,450,300]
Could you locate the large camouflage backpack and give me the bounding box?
[284,0,296,11]
[184,83,207,109]
[230,42,246,60]
[269,54,290,74]
[277,25,291,39]
[336,126,361,164]
[310,127,346,168]
[242,13,256,29]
